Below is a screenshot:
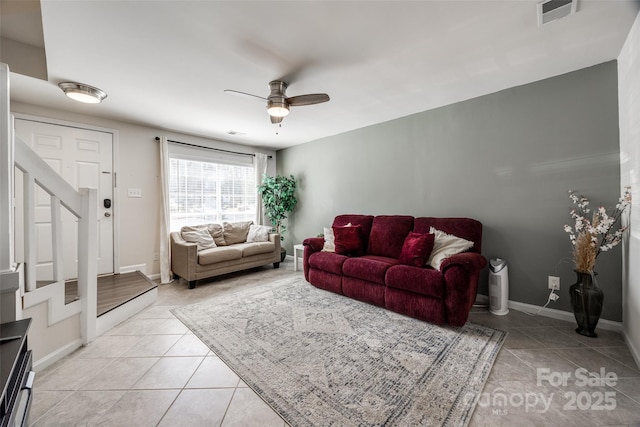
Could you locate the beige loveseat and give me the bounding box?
[170,221,281,289]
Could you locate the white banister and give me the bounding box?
[14,138,83,217]
[78,188,98,344]
[51,196,64,284]
[14,136,99,344]
[22,171,36,292]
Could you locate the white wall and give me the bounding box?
[11,101,276,277]
[618,11,640,364]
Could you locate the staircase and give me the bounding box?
[0,63,155,371]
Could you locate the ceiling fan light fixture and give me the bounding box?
[58,82,107,104]
[267,101,289,117]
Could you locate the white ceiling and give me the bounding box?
[4,0,639,150]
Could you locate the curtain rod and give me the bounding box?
[155,137,272,159]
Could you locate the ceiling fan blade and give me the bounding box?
[224,89,266,102]
[270,115,284,124]
[286,93,330,106]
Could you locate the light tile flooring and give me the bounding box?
[30,259,640,426]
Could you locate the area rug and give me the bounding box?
[172,277,506,426]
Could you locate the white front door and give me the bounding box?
[14,118,114,279]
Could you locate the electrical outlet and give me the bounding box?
[153,252,159,261]
[548,276,560,290]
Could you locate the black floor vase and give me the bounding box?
[569,270,603,338]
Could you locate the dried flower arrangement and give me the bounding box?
[564,187,631,273]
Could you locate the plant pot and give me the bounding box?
[280,248,287,263]
[569,270,603,338]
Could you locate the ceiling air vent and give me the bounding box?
[537,0,577,26]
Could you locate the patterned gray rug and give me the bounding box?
[172,277,506,426]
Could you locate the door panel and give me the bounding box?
[14,118,114,279]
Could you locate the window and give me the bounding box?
[169,157,255,231]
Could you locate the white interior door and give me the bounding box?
[14,118,114,280]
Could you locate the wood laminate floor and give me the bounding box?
[64,271,157,316]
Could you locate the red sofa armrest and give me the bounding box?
[440,252,487,327]
[302,237,325,280]
[303,237,324,253]
[440,252,487,272]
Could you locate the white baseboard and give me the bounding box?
[32,287,158,371]
[478,293,623,332]
[96,287,157,336]
[147,273,160,281]
[119,264,147,274]
[33,338,82,372]
[623,333,640,375]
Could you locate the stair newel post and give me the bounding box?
[78,187,98,345]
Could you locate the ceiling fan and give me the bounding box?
[224,81,330,124]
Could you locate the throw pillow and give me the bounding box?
[428,227,474,269]
[333,224,364,256]
[222,221,253,245]
[322,227,335,252]
[180,226,217,251]
[247,224,272,243]
[398,232,435,267]
[206,223,227,246]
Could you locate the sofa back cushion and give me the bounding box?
[332,215,374,251]
[180,225,217,251]
[367,215,415,258]
[413,217,483,254]
[206,223,227,246]
[222,221,253,245]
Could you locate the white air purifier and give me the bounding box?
[489,258,509,315]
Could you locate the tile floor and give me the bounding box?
[30,259,640,426]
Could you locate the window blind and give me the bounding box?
[169,157,256,231]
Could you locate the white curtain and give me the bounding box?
[254,153,268,225]
[159,137,173,284]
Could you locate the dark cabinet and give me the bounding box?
[0,319,33,427]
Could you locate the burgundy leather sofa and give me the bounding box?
[302,215,486,327]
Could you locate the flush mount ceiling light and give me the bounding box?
[58,82,107,104]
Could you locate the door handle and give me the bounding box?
[104,212,111,217]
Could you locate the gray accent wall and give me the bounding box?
[278,61,623,321]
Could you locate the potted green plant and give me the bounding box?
[258,174,297,261]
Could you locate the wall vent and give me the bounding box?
[537,0,577,26]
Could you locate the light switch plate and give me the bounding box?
[128,188,142,198]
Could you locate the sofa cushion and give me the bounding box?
[206,223,227,246]
[198,246,243,265]
[398,232,435,267]
[237,241,276,257]
[367,215,414,258]
[414,217,482,254]
[332,215,374,252]
[343,256,397,285]
[308,251,348,275]
[322,227,335,252]
[223,221,253,245]
[427,227,474,269]
[333,224,364,256]
[385,265,445,299]
[343,277,385,306]
[247,225,272,243]
[180,226,217,251]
